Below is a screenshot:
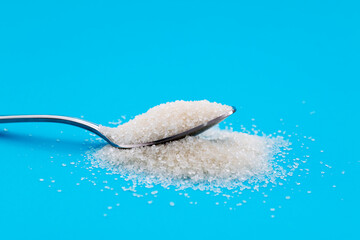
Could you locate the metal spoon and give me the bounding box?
[0,107,236,149]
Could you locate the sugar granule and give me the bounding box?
[99,100,233,145]
[91,127,289,191]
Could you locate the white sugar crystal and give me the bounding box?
[91,100,290,191]
[99,100,233,145]
[93,127,288,190]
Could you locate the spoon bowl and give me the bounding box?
[0,107,236,149]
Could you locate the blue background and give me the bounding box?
[0,1,359,239]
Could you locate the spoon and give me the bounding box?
[0,107,236,149]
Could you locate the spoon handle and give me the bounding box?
[0,115,115,146]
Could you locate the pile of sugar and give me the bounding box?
[92,127,289,190]
[99,100,233,145]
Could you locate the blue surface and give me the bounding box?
[0,1,359,239]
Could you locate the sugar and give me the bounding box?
[92,126,288,191]
[99,100,233,145]
[90,100,290,192]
